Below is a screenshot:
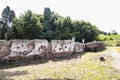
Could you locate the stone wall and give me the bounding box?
[84,41,106,52]
[9,40,48,57]
[51,40,75,53]
[10,40,34,57]
[0,40,12,58]
[50,39,75,57]
[0,39,106,60]
[75,42,84,53]
[0,40,49,60]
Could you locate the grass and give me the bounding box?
[98,34,120,46]
[109,47,120,53]
[0,48,120,80]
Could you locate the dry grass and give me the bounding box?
[0,48,120,80]
[109,47,120,53]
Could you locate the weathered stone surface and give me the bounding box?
[0,40,49,60]
[0,39,106,61]
[51,39,75,54]
[27,39,48,57]
[75,42,84,53]
[10,40,35,57]
[0,41,12,58]
[84,41,106,52]
[9,40,48,58]
[50,39,75,57]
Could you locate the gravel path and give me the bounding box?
[106,48,120,71]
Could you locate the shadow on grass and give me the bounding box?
[34,78,81,80]
[0,52,86,69]
[0,70,28,80]
[51,52,85,62]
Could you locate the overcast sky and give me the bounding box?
[0,0,120,33]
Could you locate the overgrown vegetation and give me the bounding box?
[0,6,15,40]
[0,7,100,42]
[98,34,120,46]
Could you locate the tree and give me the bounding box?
[100,31,107,35]
[111,30,118,35]
[44,8,51,20]
[58,17,73,39]
[11,7,100,42]
[0,19,7,39]
[73,21,100,42]
[41,8,63,41]
[0,19,3,39]
[11,10,42,39]
[1,6,15,40]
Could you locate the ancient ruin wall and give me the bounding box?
[51,40,75,53]
[0,40,49,60]
[75,42,84,53]
[0,39,83,60]
[0,39,105,60]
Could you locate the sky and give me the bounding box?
[0,0,120,33]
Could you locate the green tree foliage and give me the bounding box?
[100,31,107,35]
[0,19,6,39]
[10,7,100,42]
[41,8,63,41]
[11,10,42,39]
[54,17,74,40]
[1,6,15,40]
[41,8,53,41]
[43,9,100,42]
[73,21,99,42]
[44,8,51,20]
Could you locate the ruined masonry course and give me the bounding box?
[0,39,105,60]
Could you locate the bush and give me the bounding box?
[98,34,120,46]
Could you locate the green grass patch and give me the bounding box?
[98,34,120,46]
